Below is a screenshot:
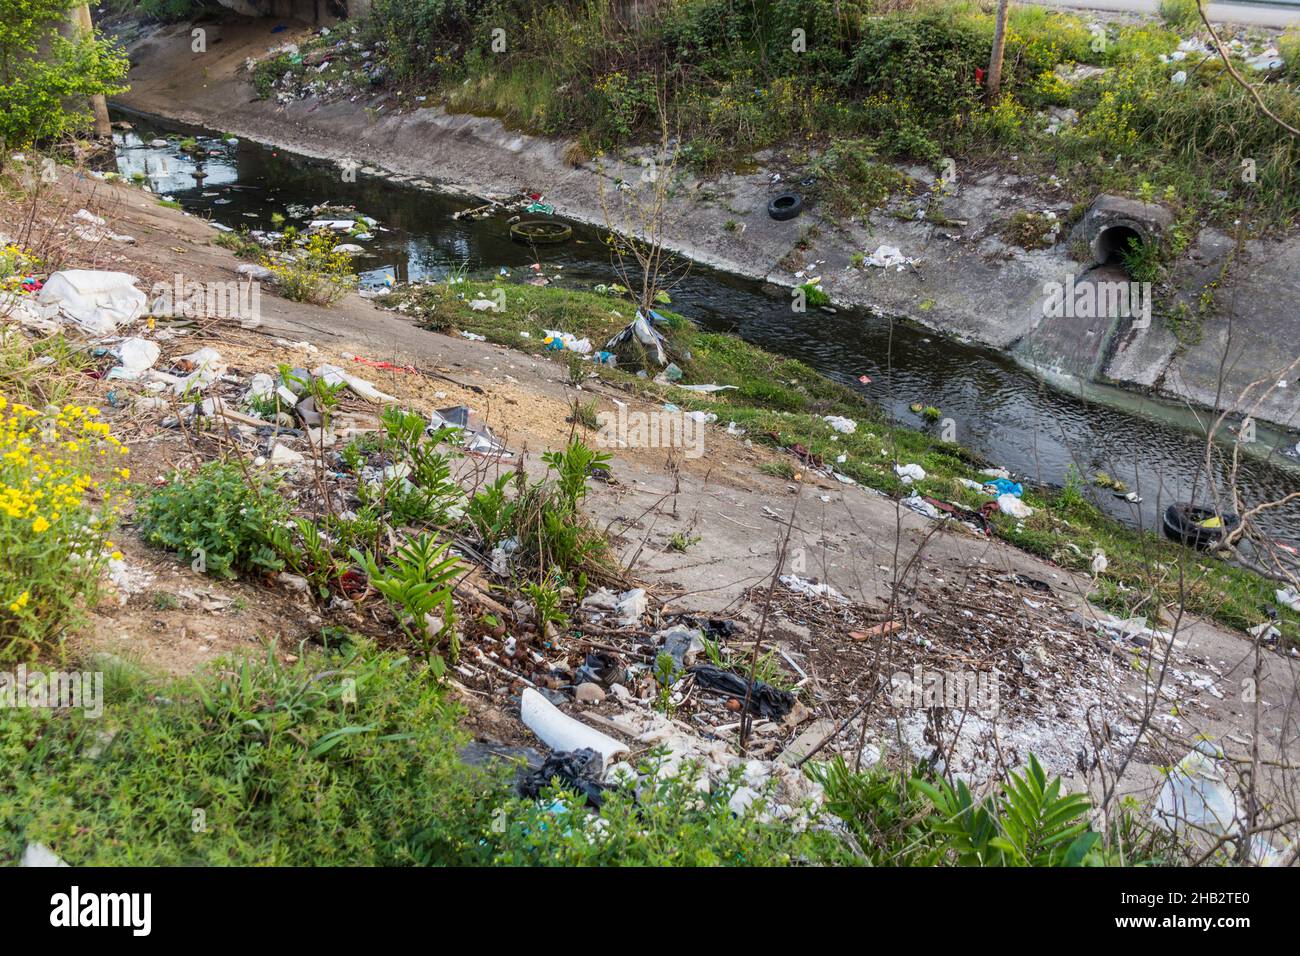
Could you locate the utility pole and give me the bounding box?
[987,0,1010,100]
[71,3,112,138]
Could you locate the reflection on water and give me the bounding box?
[110,112,1300,544]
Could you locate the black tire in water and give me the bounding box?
[1162,503,1241,549]
[767,192,803,221]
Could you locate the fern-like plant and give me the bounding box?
[911,754,1098,866]
[352,534,463,661]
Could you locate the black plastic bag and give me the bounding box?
[518,748,610,808]
[687,664,795,719]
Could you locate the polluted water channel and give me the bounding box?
[110,110,1300,549]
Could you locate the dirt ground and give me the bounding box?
[4,162,1298,844]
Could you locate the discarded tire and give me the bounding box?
[510,220,572,244]
[767,192,803,221]
[1162,503,1241,549]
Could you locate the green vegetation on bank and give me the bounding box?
[3,639,1172,865]
[0,0,128,153]
[258,0,1300,231]
[381,276,1300,644]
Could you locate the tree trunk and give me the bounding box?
[71,4,111,138]
[987,0,1010,100]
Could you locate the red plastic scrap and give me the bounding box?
[349,355,416,374]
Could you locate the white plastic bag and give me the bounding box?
[38,270,147,335]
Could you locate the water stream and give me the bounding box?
[108,110,1300,544]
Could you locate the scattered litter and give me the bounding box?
[20,843,68,867]
[863,245,915,270]
[237,263,272,280]
[1153,741,1288,865]
[111,337,161,375]
[779,574,848,603]
[1277,587,1300,612]
[689,664,796,719]
[574,651,625,688]
[894,462,926,484]
[606,311,669,365]
[983,476,1023,497]
[542,329,593,354]
[901,493,941,519]
[850,620,901,641]
[172,347,226,394]
[658,624,705,670]
[996,493,1033,519]
[312,363,397,402]
[519,748,609,807]
[581,587,647,627]
[676,382,738,393]
[823,415,857,434]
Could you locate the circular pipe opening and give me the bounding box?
[1096,224,1143,263]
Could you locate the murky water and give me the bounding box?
[109,110,1300,544]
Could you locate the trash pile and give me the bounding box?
[475,594,830,824]
[250,23,390,106]
[755,567,1249,781]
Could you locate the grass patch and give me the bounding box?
[212,228,263,261]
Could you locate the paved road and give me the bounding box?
[1035,0,1300,28]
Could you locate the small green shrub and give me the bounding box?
[1158,0,1201,33]
[264,232,358,305]
[138,460,291,579]
[213,228,263,260]
[799,281,831,308]
[353,533,463,662]
[1119,236,1162,283]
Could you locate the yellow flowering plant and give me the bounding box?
[0,395,129,662]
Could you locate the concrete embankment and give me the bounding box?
[112,15,1300,434]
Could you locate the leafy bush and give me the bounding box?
[0,397,129,662]
[138,460,291,579]
[840,12,988,157]
[912,755,1101,865]
[1281,26,1300,81]
[0,642,503,865]
[1119,235,1162,283]
[462,440,614,584]
[0,0,128,151]
[811,139,907,218]
[815,753,1151,866]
